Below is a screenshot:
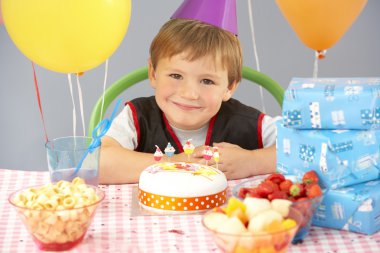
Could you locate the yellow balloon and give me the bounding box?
[1,0,131,73]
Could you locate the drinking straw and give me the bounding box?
[72,99,122,177]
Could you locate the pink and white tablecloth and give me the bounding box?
[0,169,379,253]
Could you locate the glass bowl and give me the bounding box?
[202,206,303,253]
[290,195,323,243]
[232,176,324,244]
[8,184,105,251]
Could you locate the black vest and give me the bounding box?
[127,96,264,153]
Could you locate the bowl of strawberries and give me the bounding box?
[232,170,324,243]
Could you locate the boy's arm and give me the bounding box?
[99,136,154,184]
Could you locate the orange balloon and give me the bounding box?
[276,0,367,51]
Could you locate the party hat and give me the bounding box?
[171,0,237,35]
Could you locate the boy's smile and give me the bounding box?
[149,52,238,131]
[171,101,202,111]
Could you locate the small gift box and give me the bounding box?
[312,180,380,235]
[276,123,380,189]
[282,77,380,130]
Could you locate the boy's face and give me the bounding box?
[149,52,238,130]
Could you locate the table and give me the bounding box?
[0,169,379,253]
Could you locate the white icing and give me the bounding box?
[138,162,227,197]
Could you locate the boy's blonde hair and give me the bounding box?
[150,19,242,87]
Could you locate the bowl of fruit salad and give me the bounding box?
[232,171,324,243]
[202,197,303,253]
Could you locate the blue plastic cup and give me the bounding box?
[45,136,100,186]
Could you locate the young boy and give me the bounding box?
[100,18,279,184]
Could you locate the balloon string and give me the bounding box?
[67,74,77,137]
[313,50,326,78]
[247,0,266,113]
[313,51,319,78]
[76,74,85,136]
[31,62,49,143]
[99,59,109,126]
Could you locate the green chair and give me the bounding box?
[88,65,284,136]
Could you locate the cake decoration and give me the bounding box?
[203,146,213,165]
[164,142,175,161]
[153,145,163,162]
[183,139,195,161]
[145,162,219,179]
[213,147,220,169]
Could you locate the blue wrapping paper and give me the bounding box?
[312,180,380,235]
[282,77,380,130]
[276,123,380,189]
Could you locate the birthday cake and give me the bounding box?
[138,162,228,213]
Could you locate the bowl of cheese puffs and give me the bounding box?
[8,177,105,251]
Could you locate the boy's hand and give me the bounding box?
[191,143,276,180]
[211,142,255,179]
[192,142,254,179]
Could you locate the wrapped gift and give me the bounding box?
[282,77,380,130]
[312,180,380,235]
[276,123,380,189]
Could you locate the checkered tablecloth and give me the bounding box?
[0,169,379,253]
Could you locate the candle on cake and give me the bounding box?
[183,139,195,161]
[153,145,163,162]
[213,147,220,169]
[203,146,213,166]
[164,142,175,161]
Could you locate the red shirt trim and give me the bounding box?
[257,113,265,149]
[205,115,217,146]
[127,102,140,150]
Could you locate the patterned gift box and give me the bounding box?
[312,180,380,235]
[276,123,380,189]
[282,77,380,130]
